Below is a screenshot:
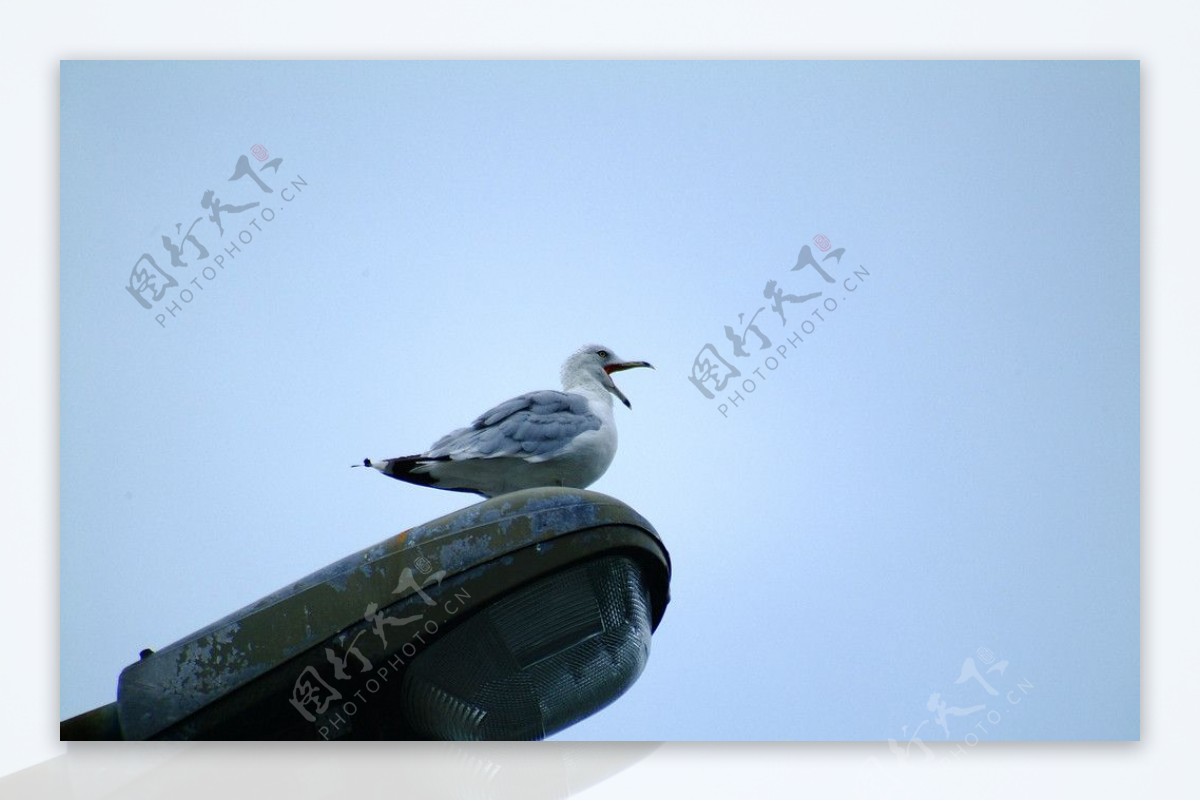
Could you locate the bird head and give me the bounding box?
[562,344,654,409]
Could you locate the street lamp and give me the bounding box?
[61,487,671,740]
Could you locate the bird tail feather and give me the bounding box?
[363,455,448,487]
[358,454,485,496]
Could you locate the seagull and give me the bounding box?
[360,344,653,498]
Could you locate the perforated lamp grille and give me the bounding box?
[399,555,653,740]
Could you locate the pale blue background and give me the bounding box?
[60,61,1139,740]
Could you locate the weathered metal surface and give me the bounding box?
[112,487,669,740]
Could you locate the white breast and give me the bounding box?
[555,393,618,486]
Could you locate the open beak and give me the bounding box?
[603,360,654,375]
[602,361,654,409]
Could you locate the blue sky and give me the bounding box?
[60,60,1138,740]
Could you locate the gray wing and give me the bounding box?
[425,390,601,460]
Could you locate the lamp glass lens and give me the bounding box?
[400,555,652,740]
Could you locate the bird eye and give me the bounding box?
[597,350,609,359]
